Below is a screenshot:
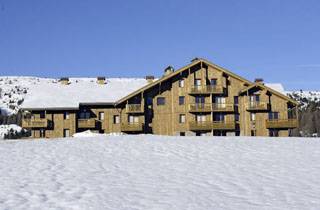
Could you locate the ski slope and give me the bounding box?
[0,135,319,210]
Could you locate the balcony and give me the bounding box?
[247,101,269,111]
[189,121,235,131]
[189,103,212,112]
[22,118,48,128]
[189,121,213,131]
[126,104,144,113]
[266,119,298,129]
[212,104,234,112]
[78,119,96,128]
[189,85,223,95]
[212,121,235,130]
[121,123,144,132]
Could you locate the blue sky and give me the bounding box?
[0,0,319,90]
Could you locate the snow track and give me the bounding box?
[0,136,319,209]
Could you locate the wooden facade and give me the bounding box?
[21,58,299,138]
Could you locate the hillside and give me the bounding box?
[0,135,319,209]
[287,91,320,137]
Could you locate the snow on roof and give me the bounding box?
[265,83,285,93]
[22,77,148,109]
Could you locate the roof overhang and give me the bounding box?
[239,82,299,105]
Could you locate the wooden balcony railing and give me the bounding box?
[189,121,235,131]
[22,118,48,128]
[266,119,298,129]
[126,104,144,113]
[121,123,144,132]
[189,85,223,94]
[189,103,212,112]
[212,103,234,112]
[78,119,96,128]
[189,103,235,113]
[189,121,213,131]
[212,121,235,130]
[247,101,269,111]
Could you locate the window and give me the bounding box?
[210,79,217,86]
[194,79,201,86]
[64,129,70,137]
[214,130,227,136]
[40,129,45,138]
[269,129,279,137]
[268,112,279,120]
[214,96,226,104]
[179,96,185,105]
[64,112,70,120]
[157,97,165,106]
[113,115,120,124]
[250,113,256,121]
[146,97,153,106]
[214,97,226,108]
[128,115,139,124]
[180,132,185,136]
[213,113,225,122]
[179,114,186,123]
[249,95,260,106]
[234,96,239,105]
[250,95,260,102]
[251,130,256,136]
[179,79,185,88]
[99,112,105,120]
[196,132,207,136]
[79,109,90,119]
[40,112,45,119]
[196,114,206,122]
[195,96,205,104]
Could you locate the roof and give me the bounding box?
[116,58,253,104]
[265,83,285,93]
[20,58,297,109]
[239,82,298,105]
[21,78,148,109]
[116,58,297,105]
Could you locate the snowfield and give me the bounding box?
[0,136,319,210]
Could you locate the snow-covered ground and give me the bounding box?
[0,135,319,210]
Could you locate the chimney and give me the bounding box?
[97,76,106,85]
[191,57,200,63]
[164,66,174,76]
[60,77,70,85]
[145,75,155,83]
[254,78,264,84]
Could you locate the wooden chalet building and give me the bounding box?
[21,58,298,138]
